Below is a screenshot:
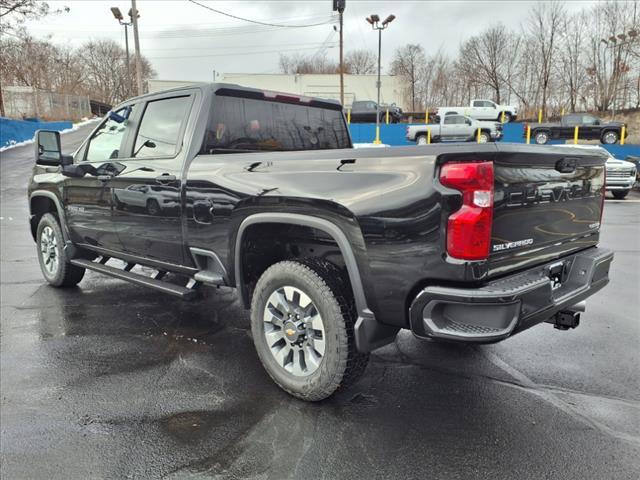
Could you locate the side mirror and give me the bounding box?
[36,130,62,166]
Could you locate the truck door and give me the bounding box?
[110,93,195,266]
[441,115,467,141]
[64,105,137,252]
[581,115,600,140]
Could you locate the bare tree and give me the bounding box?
[390,44,427,111]
[527,1,565,118]
[344,49,376,74]
[0,0,68,35]
[458,24,510,103]
[279,52,337,74]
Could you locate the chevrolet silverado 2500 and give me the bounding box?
[406,114,502,144]
[436,99,518,123]
[29,83,613,401]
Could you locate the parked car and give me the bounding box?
[625,155,640,181]
[525,113,627,145]
[350,100,402,123]
[436,99,518,123]
[29,83,613,401]
[556,145,636,199]
[406,114,502,144]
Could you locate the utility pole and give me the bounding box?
[131,0,143,96]
[334,0,346,106]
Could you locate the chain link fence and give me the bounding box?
[2,86,91,121]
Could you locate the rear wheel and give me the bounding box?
[612,190,629,199]
[601,130,619,144]
[416,134,428,145]
[250,259,369,401]
[534,131,550,144]
[36,213,85,287]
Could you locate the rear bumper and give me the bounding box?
[409,247,613,343]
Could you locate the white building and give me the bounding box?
[147,73,406,109]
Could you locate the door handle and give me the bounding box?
[97,174,112,182]
[155,174,176,184]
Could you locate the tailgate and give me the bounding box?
[489,145,606,276]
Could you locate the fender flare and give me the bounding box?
[29,191,70,242]
[234,213,395,352]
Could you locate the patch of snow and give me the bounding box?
[352,142,390,148]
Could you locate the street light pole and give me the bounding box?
[366,14,395,144]
[111,7,133,96]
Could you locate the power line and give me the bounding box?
[187,0,335,28]
[148,45,338,60]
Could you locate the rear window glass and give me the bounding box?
[201,95,350,153]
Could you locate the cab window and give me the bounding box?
[85,106,135,162]
[133,96,191,158]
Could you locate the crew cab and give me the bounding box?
[349,100,402,123]
[526,113,627,145]
[436,99,518,123]
[406,114,502,144]
[29,83,613,401]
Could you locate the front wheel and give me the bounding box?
[601,131,619,144]
[612,190,629,199]
[478,131,491,143]
[499,112,512,123]
[534,131,550,144]
[250,259,369,401]
[36,213,85,287]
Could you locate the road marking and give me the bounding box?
[605,199,640,203]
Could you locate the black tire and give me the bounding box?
[479,131,491,143]
[36,213,85,287]
[415,134,429,145]
[534,130,550,144]
[498,112,512,123]
[612,190,629,199]
[601,130,619,145]
[146,199,161,216]
[250,259,369,401]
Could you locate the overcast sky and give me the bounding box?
[23,0,596,81]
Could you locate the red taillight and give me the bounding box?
[439,161,494,260]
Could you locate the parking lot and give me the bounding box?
[1,124,639,479]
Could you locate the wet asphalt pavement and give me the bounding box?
[1,124,639,479]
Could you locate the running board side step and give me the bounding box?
[70,258,199,300]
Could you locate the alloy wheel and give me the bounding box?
[262,285,325,377]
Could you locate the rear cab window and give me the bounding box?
[201,92,351,154]
[134,96,192,158]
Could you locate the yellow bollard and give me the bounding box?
[374,125,381,144]
[573,126,579,144]
[621,125,626,145]
[477,127,481,143]
[501,111,505,123]
[526,125,531,144]
[561,107,565,116]
[425,110,429,123]
[427,128,431,144]
[538,109,542,123]
[385,108,389,125]
[347,108,351,124]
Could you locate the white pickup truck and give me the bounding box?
[436,99,518,123]
[406,113,503,144]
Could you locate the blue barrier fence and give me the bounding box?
[1,117,73,149]
[349,123,640,157]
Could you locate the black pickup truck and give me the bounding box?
[527,113,627,145]
[29,84,613,401]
